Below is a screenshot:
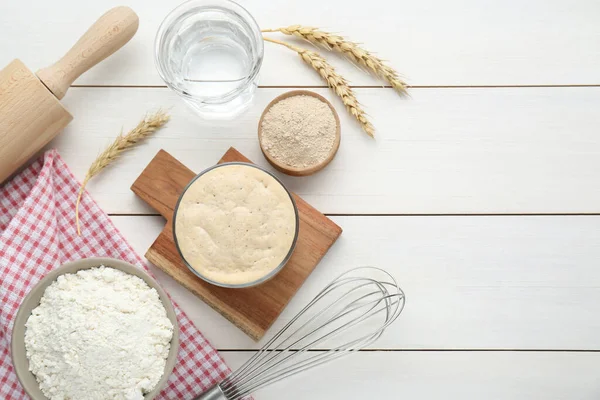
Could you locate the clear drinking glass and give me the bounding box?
[155,0,263,118]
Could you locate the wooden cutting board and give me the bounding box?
[131,148,342,340]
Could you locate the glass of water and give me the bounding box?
[155,0,264,118]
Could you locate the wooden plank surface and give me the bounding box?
[1,0,599,86]
[131,149,341,340]
[50,86,600,215]
[5,0,600,398]
[113,214,600,350]
[221,351,600,400]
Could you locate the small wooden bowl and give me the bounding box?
[258,90,341,176]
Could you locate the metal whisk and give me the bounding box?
[195,267,405,400]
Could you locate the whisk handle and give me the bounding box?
[193,383,228,400]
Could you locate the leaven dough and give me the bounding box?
[175,164,297,285]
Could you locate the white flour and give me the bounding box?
[24,266,174,400]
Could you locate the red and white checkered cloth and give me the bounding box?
[0,150,232,399]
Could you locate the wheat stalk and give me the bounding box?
[263,26,407,95]
[264,37,375,137]
[75,110,170,235]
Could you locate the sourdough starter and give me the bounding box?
[174,164,297,285]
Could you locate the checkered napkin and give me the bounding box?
[0,150,231,399]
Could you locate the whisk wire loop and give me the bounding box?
[198,267,405,400]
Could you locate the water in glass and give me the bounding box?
[156,0,263,118]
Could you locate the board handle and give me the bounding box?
[131,150,197,220]
[36,6,139,99]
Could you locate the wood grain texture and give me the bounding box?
[0,59,72,183]
[113,215,600,350]
[36,6,138,100]
[6,0,600,396]
[1,0,599,86]
[130,149,193,218]
[222,351,600,400]
[131,148,342,340]
[50,86,600,215]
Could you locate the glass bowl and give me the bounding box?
[155,0,264,119]
[172,162,299,288]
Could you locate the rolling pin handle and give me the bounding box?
[36,6,139,99]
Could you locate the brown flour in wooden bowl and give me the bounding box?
[258,90,341,176]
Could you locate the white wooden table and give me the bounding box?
[3,0,600,398]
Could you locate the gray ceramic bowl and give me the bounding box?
[11,257,180,400]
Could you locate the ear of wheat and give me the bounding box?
[263,25,407,95]
[264,37,374,137]
[75,110,170,235]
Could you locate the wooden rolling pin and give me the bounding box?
[0,6,139,183]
